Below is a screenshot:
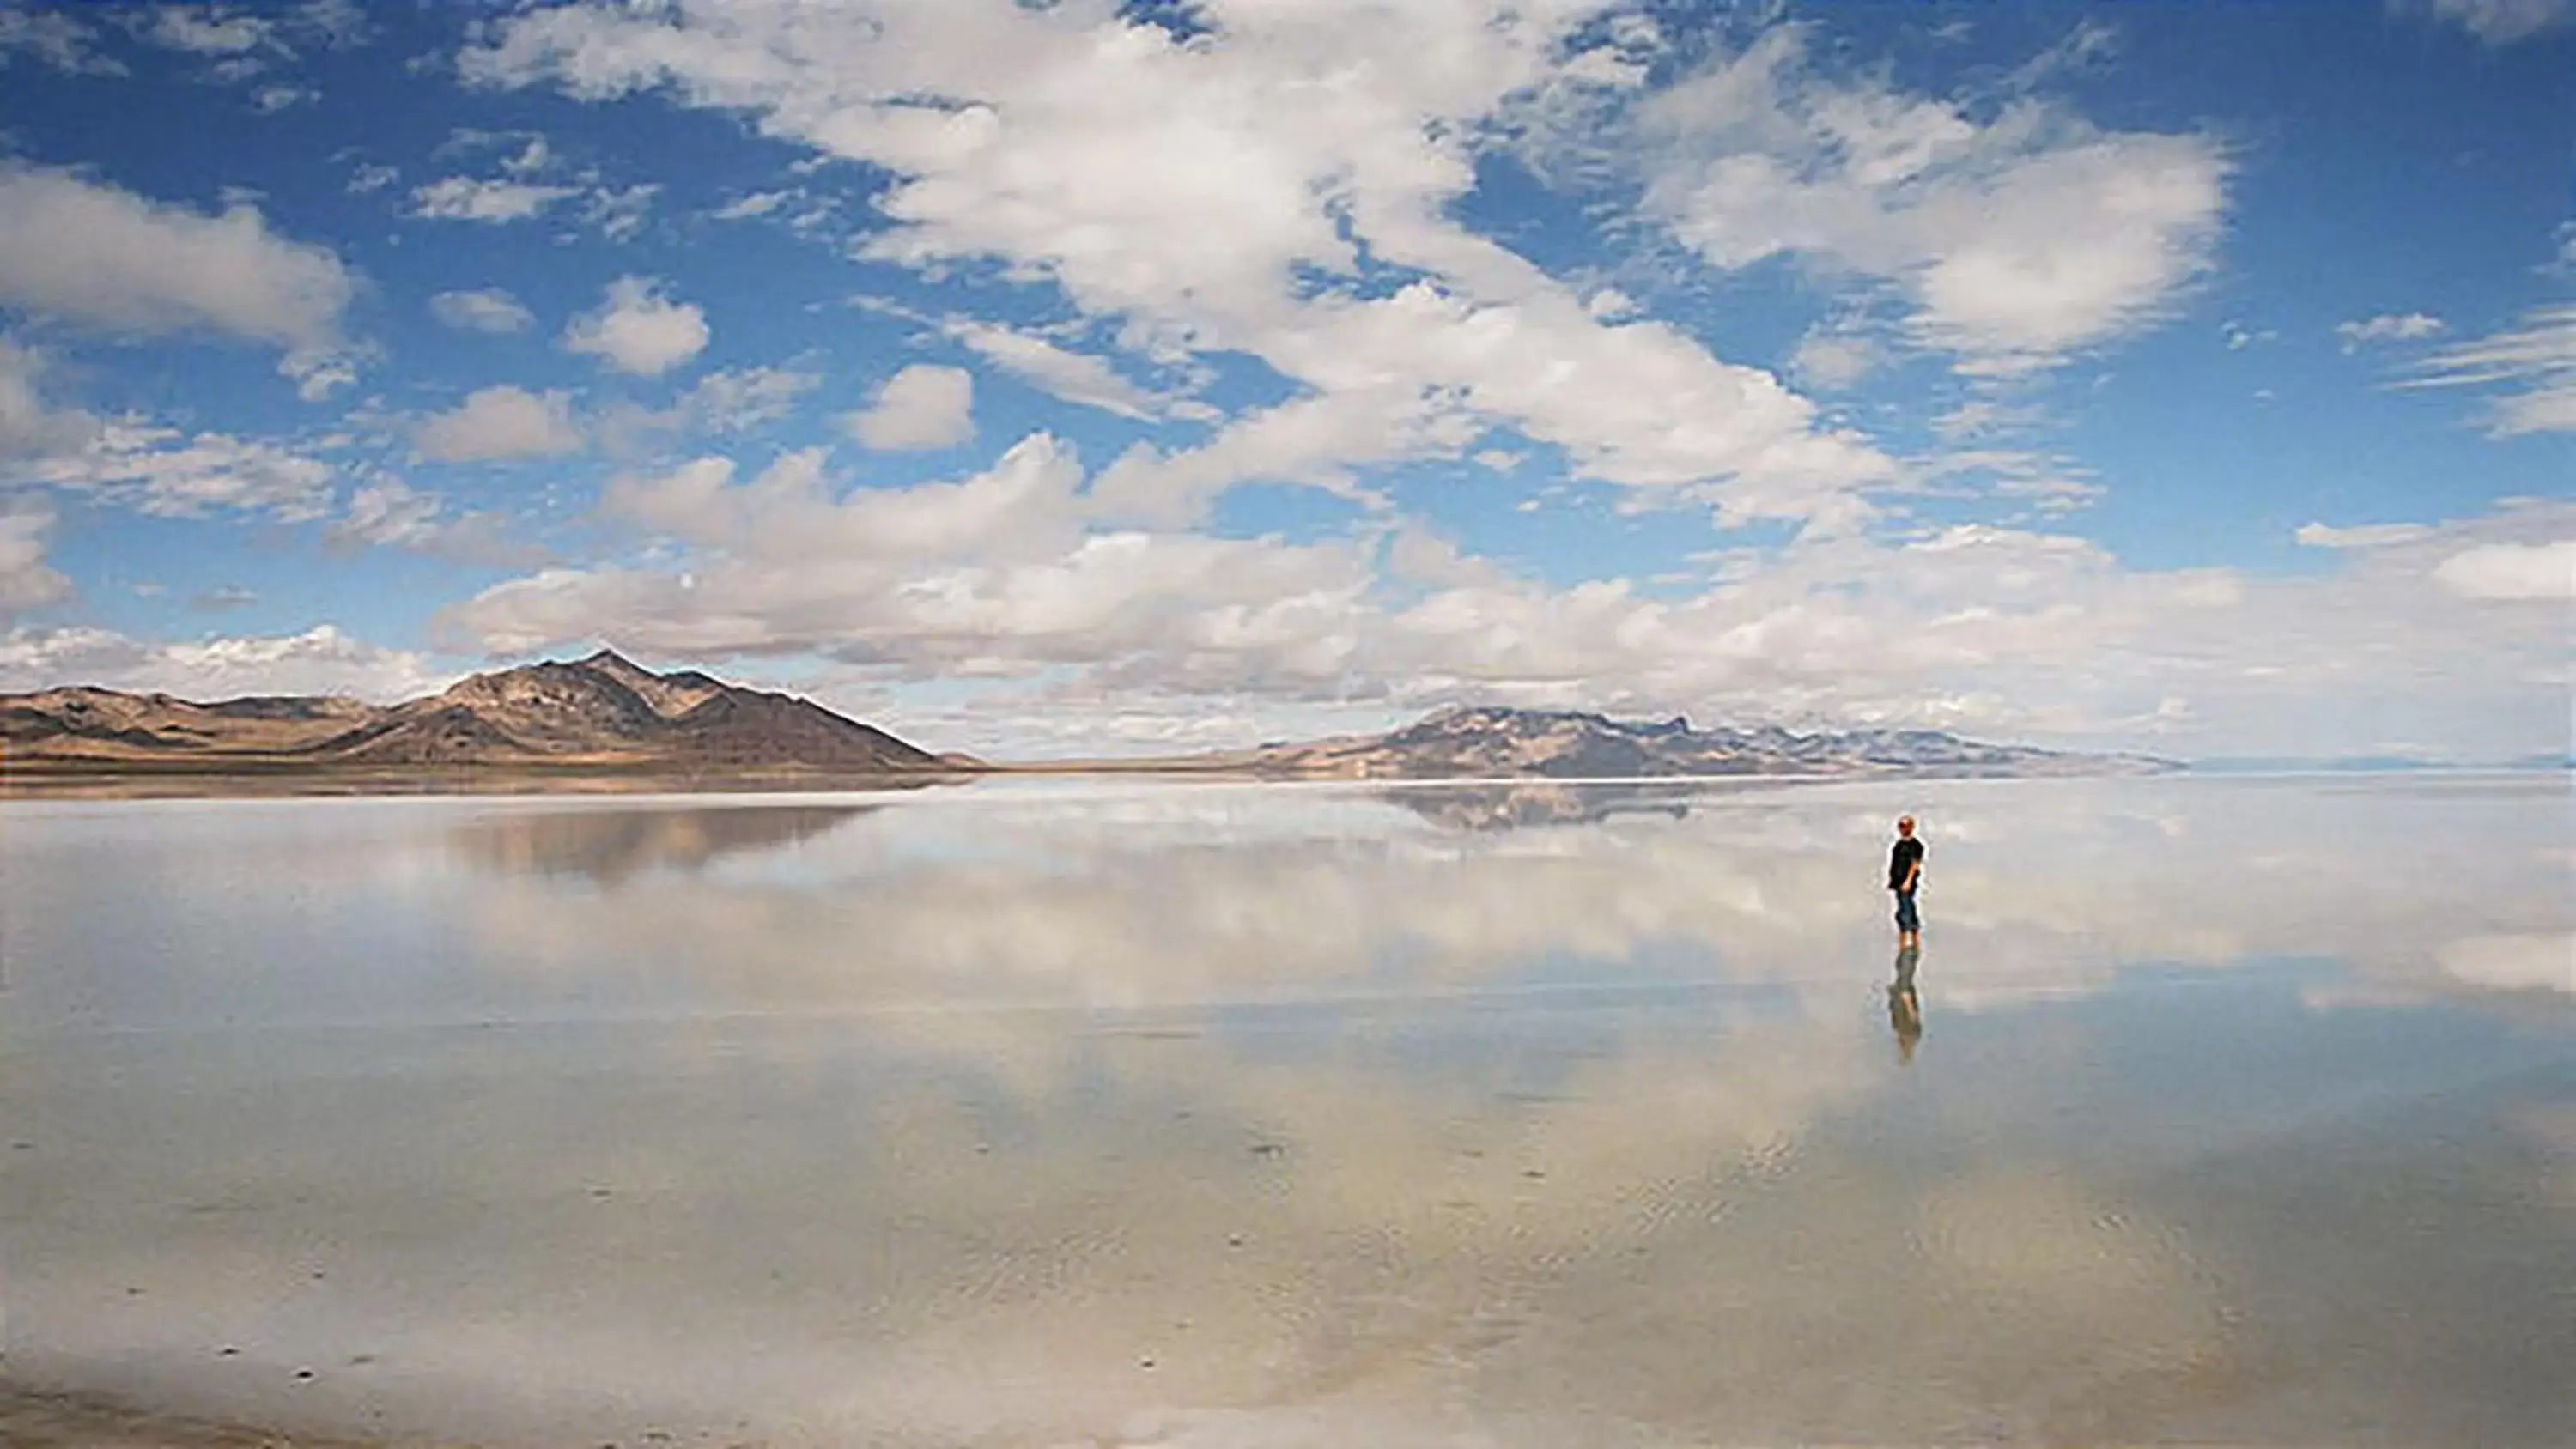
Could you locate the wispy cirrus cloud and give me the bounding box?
[325,477,552,569]
[2296,521,2433,549]
[2403,303,2576,435]
[944,318,1183,422]
[428,288,536,335]
[15,423,338,522]
[2414,0,2575,45]
[406,131,657,239]
[593,366,822,458]
[410,174,581,223]
[0,8,125,76]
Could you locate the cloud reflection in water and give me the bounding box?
[3,775,2569,1446]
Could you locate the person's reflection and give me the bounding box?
[1887,944,1923,1064]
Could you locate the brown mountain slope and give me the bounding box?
[2,651,959,774]
[655,687,941,770]
[307,702,535,767]
[578,649,727,718]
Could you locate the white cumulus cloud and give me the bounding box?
[415,386,586,463]
[2437,933,2576,993]
[2431,539,2575,600]
[143,6,273,55]
[844,365,975,451]
[424,422,2574,762]
[0,161,355,357]
[0,338,99,458]
[464,0,1893,527]
[1636,26,2229,376]
[562,276,708,376]
[0,503,72,619]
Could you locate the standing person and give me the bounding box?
[1888,815,1924,948]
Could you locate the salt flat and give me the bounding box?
[3,775,2569,1447]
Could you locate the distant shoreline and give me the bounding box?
[14,752,2554,803]
[0,759,2209,800]
[0,760,993,799]
[0,756,1307,799]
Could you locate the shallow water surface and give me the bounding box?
[4,775,2571,1446]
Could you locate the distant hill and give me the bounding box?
[1101,705,2176,780]
[0,651,958,775]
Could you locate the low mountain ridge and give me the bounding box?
[1190,705,2172,779]
[1,651,954,774]
[1,687,374,758]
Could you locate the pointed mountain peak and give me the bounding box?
[570,647,733,719]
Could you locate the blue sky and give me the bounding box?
[0,0,2567,760]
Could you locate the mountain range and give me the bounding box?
[1139,704,2174,779]
[1,650,963,774]
[2,653,2172,782]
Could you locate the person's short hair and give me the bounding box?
[1897,815,1914,828]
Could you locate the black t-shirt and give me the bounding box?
[1888,836,1924,890]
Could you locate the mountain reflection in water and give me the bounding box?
[1376,780,1709,831]
[2,775,2569,1448]
[450,803,876,882]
